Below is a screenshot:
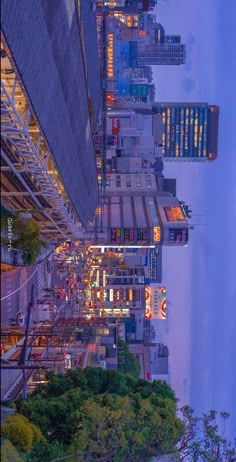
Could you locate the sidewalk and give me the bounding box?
[1,244,56,268]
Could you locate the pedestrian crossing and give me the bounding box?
[6,277,13,318]
[37,264,46,294]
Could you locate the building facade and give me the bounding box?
[153,103,220,161]
[83,173,189,247]
[137,43,186,66]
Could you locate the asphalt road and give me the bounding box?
[1,260,50,328]
[1,251,86,400]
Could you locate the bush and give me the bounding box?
[7,413,29,425]
[26,440,65,462]
[6,413,43,444]
[1,437,25,462]
[6,401,17,409]
[30,423,43,443]
[1,421,33,452]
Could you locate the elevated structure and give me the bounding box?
[1,0,99,242]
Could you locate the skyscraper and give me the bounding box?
[152,103,220,161]
[137,43,186,66]
[96,0,158,13]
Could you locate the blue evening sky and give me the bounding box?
[152,0,236,437]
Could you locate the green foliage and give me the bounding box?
[117,337,141,378]
[7,413,29,425]
[1,421,33,452]
[13,371,236,462]
[1,437,25,462]
[6,413,43,442]
[12,218,47,265]
[26,440,65,462]
[5,401,17,409]
[29,423,43,444]
[17,368,182,460]
[2,413,43,452]
[71,393,183,461]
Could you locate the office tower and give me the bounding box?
[134,20,186,66]
[97,0,158,13]
[137,43,186,65]
[152,103,220,161]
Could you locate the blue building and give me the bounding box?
[152,103,219,161]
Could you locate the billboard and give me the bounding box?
[169,228,188,244]
[112,119,120,135]
[164,206,186,222]
[145,286,167,320]
[153,226,161,242]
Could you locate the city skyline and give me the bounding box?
[1,0,235,458]
[153,0,236,439]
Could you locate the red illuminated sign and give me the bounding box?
[164,206,185,222]
[112,118,120,135]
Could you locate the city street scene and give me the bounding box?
[1,1,235,462]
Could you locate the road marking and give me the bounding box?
[37,265,45,293]
[1,263,43,301]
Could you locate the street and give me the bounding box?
[1,260,50,328]
[0,245,86,400]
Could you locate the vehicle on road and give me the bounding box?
[9,312,28,326]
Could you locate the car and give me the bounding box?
[46,259,52,273]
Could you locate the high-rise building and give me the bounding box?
[96,0,157,13]
[152,103,220,161]
[82,172,189,247]
[109,102,219,162]
[137,43,186,66]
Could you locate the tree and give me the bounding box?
[1,421,33,452]
[117,338,141,378]
[175,406,236,462]
[12,217,48,265]
[70,394,183,462]
[26,440,65,462]
[16,369,183,460]
[0,413,43,453]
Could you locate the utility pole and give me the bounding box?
[18,284,35,400]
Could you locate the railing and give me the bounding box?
[1,50,85,241]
